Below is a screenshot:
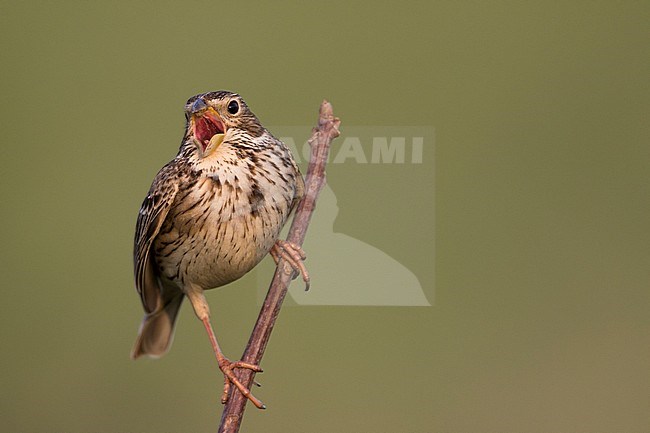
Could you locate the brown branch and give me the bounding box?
[217,100,340,433]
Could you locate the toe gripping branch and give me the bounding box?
[270,240,310,291]
[202,317,266,409]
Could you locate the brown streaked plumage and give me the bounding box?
[131,91,305,409]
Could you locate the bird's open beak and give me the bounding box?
[191,107,226,157]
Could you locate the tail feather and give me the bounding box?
[131,285,184,360]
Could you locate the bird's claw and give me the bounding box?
[218,357,265,409]
[271,240,311,291]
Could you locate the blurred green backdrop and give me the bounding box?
[1,2,648,432]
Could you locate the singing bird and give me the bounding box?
[131,91,307,409]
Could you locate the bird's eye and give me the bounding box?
[227,100,239,115]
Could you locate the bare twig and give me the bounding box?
[218,100,340,433]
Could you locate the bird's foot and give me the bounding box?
[218,357,265,409]
[270,240,310,291]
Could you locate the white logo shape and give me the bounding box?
[257,184,431,306]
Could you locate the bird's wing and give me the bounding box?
[289,152,305,212]
[291,169,305,212]
[134,170,179,314]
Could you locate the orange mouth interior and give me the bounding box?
[193,112,224,152]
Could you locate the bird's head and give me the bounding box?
[184,91,265,158]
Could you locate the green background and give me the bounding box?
[1,2,648,432]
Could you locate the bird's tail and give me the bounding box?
[131,283,184,360]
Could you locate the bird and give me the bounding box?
[131,90,308,409]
